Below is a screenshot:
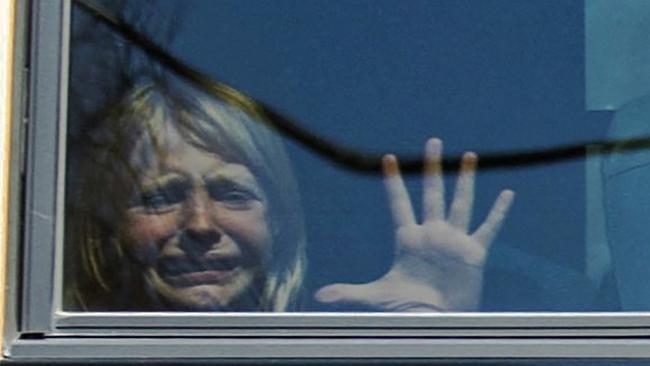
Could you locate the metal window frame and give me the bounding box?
[11,0,650,361]
[21,0,67,334]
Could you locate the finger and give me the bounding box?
[423,138,445,222]
[472,189,515,246]
[382,154,416,227]
[314,283,380,307]
[448,152,477,231]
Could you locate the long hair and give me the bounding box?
[65,79,306,311]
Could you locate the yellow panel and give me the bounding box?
[0,0,16,356]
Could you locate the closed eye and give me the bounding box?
[205,181,261,210]
[132,179,191,213]
[221,190,257,206]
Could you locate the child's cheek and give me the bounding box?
[216,203,272,259]
[123,210,180,258]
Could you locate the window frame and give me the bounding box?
[10,0,650,361]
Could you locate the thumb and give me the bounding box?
[314,283,381,306]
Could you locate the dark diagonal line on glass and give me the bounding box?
[73,0,650,175]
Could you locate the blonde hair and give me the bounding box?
[65,80,306,311]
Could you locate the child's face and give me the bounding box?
[122,125,273,310]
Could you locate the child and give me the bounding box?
[65,78,513,312]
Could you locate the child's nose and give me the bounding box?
[182,189,221,250]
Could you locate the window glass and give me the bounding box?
[63,0,625,313]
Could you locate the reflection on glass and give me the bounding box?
[64,0,623,312]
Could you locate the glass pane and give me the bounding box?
[63,0,624,313]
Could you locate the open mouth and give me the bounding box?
[157,257,240,286]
